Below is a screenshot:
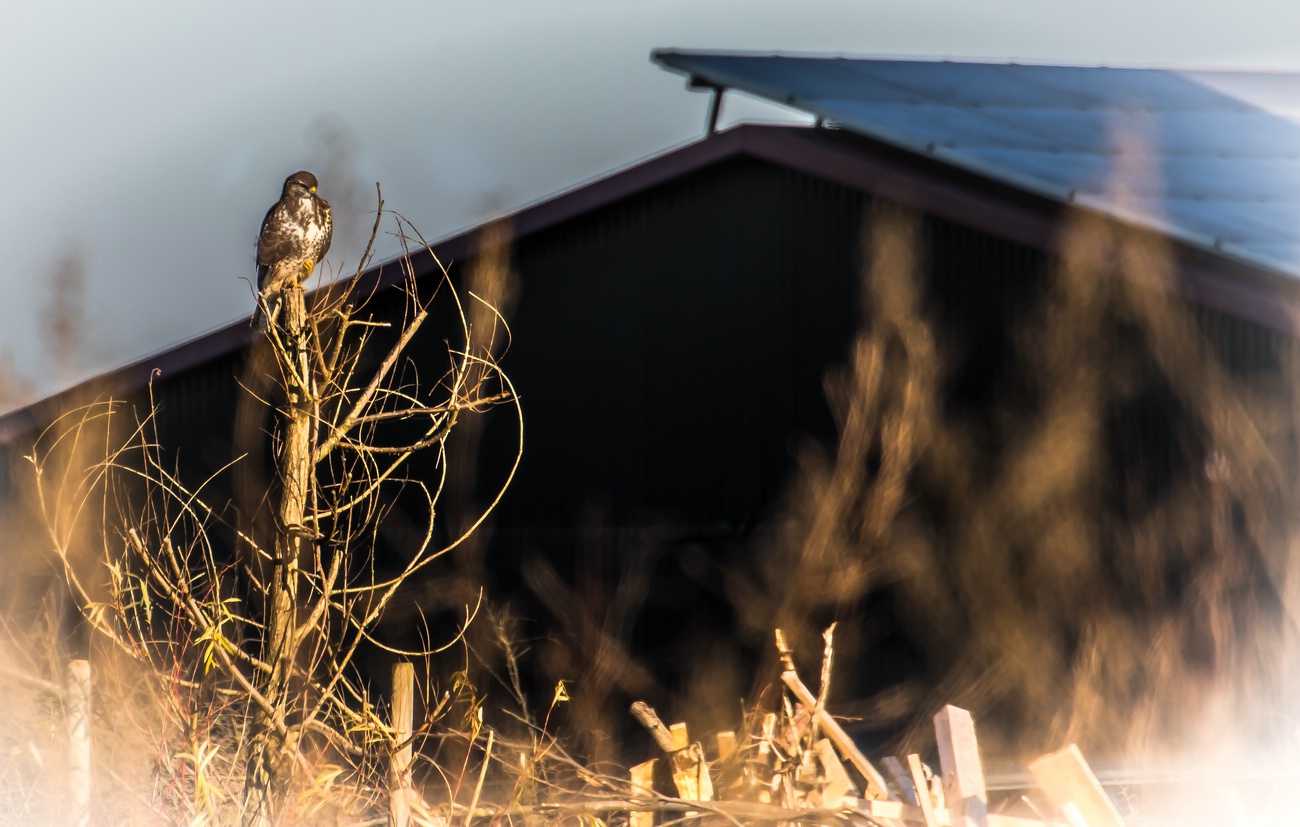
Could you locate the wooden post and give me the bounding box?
[67,659,91,827]
[666,723,713,802]
[629,759,657,827]
[715,731,736,762]
[247,278,313,826]
[391,663,416,827]
[933,705,988,827]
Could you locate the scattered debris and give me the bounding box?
[622,627,1126,827]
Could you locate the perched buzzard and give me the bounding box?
[255,170,332,328]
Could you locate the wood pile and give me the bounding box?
[623,627,1126,827]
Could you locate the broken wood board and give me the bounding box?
[671,742,714,802]
[781,669,893,801]
[884,756,918,805]
[629,759,657,827]
[908,753,940,827]
[669,722,690,752]
[860,800,1044,827]
[814,738,858,808]
[1028,744,1125,827]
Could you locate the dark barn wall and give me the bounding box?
[491,156,864,533]
[62,152,1291,566]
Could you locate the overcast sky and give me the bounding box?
[4,0,1300,406]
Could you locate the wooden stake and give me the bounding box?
[715,731,736,763]
[669,722,690,752]
[907,753,940,827]
[67,659,91,827]
[391,663,415,827]
[671,742,714,802]
[883,756,917,805]
[933,706,988,827]
[1028,744,1125,827]
[629,759,657,827]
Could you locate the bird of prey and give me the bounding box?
[255,170,332,328]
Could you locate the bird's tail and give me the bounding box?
[252,290,281,331]
[251,264,269,329]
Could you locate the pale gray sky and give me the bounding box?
[4,0,1300,404]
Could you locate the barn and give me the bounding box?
[6,52,1300,759]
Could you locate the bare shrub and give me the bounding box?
[27,190,520,824]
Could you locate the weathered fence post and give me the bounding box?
[934,705,988,827]
[391,662,415,827]
[628,758,657,827]
[67,658,92,827]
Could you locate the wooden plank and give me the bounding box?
[670,742,714,802]
[390,663,416,827]
[864,798,930,823]
[781,670,893,801]
[814,738,858,807]
[1028,744,1125,827]
[883,756,918,805]
[864,800,1042,827]
[67,659,91,827]
[629,758,657,827]
[715,731,736,763]
[1061,803,1090,827]
[669,722,690,752]
[933,705,988,827]
[987,816,1048,827]
[908,753,940,827]
[757,712,776,758]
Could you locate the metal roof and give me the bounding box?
[655,50,1300,278]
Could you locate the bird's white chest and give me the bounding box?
[293,196,327,245]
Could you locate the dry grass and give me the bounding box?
[740,194,1300,769]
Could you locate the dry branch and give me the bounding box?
[631,700,677,753]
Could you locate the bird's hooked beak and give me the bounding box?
[310,186,317,193]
